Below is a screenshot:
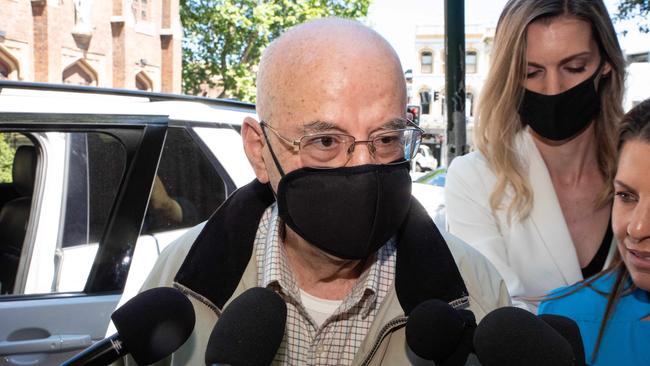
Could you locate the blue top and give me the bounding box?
[539,272,650,366]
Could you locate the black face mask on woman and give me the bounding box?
[518,65,602,141]
[262,127,412,260]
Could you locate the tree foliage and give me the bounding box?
[180,0,371,102]
[615,0,649,33]
[0,135,16,183]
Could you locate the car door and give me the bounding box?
[0,112,167,366]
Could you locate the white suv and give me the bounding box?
[0,82,257,366]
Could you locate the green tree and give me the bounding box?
[615,0,649,33]
[0,134,16,183]
[180,0,371,102]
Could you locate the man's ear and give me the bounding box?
[242,117,270,183]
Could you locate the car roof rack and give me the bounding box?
[0,80,254,109]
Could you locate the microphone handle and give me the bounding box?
[59,333,127,366]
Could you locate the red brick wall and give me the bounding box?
[161,35,172,92]
[0,0,181,92]
[0,1,33,41]
[111,22,125,88]
[31,2,48,82]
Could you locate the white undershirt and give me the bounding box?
[299,289,343,327]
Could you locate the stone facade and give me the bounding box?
[0,0,182,92]
[410,23,496,144]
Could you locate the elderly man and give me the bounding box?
[134,18,509,365]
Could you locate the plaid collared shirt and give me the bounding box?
[255,204,396,365]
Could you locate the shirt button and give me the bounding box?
[316,344,326,355]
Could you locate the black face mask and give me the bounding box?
[518,66,602,141]
[276,163,412,260]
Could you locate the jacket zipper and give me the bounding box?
[359,316,408,366]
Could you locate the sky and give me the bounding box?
[366,0,650,71]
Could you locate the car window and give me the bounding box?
[0,132,35,295]
[0,130,127,295]
[0,132,28,207]
[141,126,226,234]
[193,126,255,188]
[60,133,126,247]
[55,133,127,293]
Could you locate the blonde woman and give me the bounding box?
[445,0,625,312]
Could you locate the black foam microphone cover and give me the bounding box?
[110,286,196,365]
[473,307,575,366]
[405,299,466,363]
[205,287,287,366]
[438,309,477,366]
[539,314,586,366]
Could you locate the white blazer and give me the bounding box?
[444,130,616,312]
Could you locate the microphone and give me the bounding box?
[205,287,287,366]
[405,299,477,366]
[60,287,195,366]
[473,307,575,366]
[539,314,586,366]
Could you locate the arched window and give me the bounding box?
[135,71,153,91]
[420,51,433,74]
[466,50,478,74]
[62,59,97,86]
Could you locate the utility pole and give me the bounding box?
[444,0,467,163]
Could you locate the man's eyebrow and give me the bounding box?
[381,118,408,129]
[301,118,408,135]
[301,120,343,134]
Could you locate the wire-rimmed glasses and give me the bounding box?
[260,120,424,168]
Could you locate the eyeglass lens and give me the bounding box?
[298,129,421,168]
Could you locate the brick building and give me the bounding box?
[0,0,182,93]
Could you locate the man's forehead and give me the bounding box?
[256,18,405,123]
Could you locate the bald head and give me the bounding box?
[256,18,406,124]
[242,17,408,190]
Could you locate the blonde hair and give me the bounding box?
[475,0,625,220]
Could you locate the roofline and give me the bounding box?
[0,80,256,110]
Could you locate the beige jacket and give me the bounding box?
[126,220,510,366]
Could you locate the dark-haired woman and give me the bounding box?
[539,99,650,365]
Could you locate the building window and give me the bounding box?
[466,50,477,74]
[132,0,150,22]
[135,71,153,91]
[62,59,97,86]
[466,92,474,117]
[419,89,431,115]
[420,51,433,74]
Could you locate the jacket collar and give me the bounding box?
[174,179,274,310]
[519,131,583,284]
[174,179,468,314]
